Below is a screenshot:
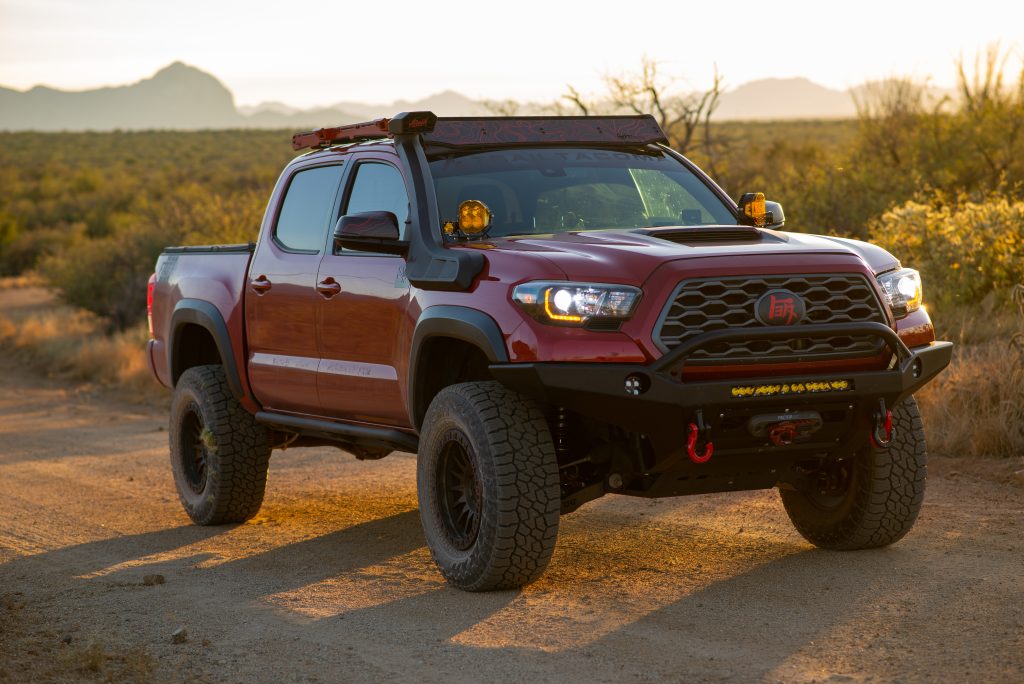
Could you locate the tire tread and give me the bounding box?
[781,396,927,550]
[169,365,271,525]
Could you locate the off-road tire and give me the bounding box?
[780,396,927,550]
[417,381,560,591]
[169,365,271,525]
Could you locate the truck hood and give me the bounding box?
[467,227,900,284]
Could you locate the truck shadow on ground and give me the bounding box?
[5,491,1012,681]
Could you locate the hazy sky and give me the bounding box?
[2,0,1021,107]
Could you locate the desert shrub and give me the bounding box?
[0,223,69,275]
[39,222,169,331]
[868,196,1024,307]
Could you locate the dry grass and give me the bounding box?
[0,289,158,399]
[916,339,1024,457]
[931,292,1023,345]
[0,273,45,289]
[58,641,157,682]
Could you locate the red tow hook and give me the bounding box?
[870,399,894,449]
[687,411,714,463]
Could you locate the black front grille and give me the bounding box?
[655,274,889,363]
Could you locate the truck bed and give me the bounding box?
[148,243,255,406]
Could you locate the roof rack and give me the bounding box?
[292,111,437,151]
[291,118,389,151]
[292,112,667,151]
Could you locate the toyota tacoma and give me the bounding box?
[147,112,952,591]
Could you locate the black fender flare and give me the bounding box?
[169,299,244,400]
[407,305,509,427]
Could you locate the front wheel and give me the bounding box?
[780,396,927,550]
[417,382,560,591]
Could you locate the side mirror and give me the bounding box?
[334,211,408,255]
[737,193,785,228]
[764,201,785,228]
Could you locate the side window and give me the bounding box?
[343,163,410,237]
[275,165,344,252]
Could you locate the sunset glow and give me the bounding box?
[2,0,1021,107]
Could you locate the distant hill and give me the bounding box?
[237,89,491,129]
[0,62,240,131]
[0,62,878,131]
[321,90,491,120]
[715,77,857,120]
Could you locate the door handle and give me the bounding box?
[317,278,342,298]
[250,275,272,294]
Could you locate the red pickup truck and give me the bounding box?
[147,112,952,591]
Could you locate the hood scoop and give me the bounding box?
[636,225,763,245]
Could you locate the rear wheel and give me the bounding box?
[417,381,560,591]
[780,396,927,549]
[169,365,271,525]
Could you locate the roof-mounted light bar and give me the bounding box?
[292,112,667,151]
[423,115,667,147]
[291,111,438,151]
[291,118,388,151]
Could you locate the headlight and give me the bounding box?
[512,281,641,326]
[877,268,922,318]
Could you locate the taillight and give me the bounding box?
[147,273,157,337]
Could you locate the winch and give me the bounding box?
[747,411,823,447]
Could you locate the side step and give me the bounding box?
[255,412,419,454]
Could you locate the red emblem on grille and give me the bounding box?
[768,294,798,324]
[755,289,805,326]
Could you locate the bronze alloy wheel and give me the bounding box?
[435,430,482,551]
[179,403,209,495]
[804,457,854,509]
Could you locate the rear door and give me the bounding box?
[246,162,345,414]
[315,156,412,426]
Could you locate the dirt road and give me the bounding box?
[1,319,1022,682]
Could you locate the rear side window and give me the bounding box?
[275,165,344,252]
[344,163,409,237]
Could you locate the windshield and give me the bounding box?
[429,147,735,237]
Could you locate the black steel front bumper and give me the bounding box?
[489,323,953,438]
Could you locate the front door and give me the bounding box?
[246,163,344,414]
[316,159,412,426]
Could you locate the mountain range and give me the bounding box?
[0,61,866,132]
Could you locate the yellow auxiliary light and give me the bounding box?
[458,199,493,234]
[730,379,852,398]
[740,192,767,227]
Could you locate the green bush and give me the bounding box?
[869,196,1024,306]
[39,223,169,331]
